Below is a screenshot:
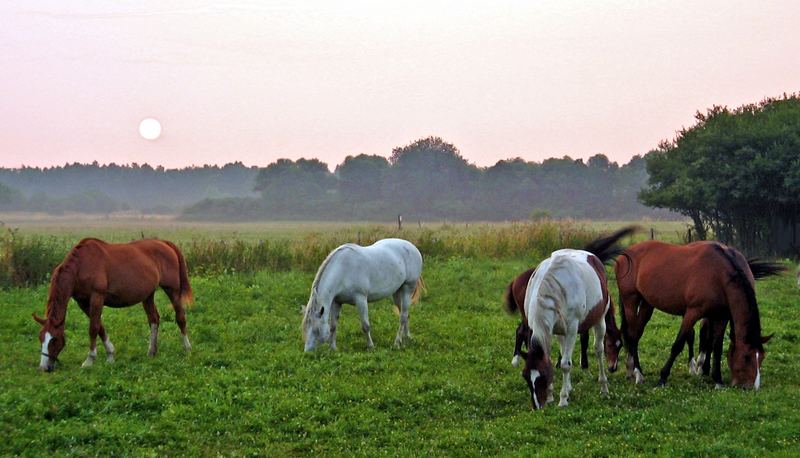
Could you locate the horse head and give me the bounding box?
[728,334,771,389]
[302,296,331,352]
[33,313,65,372]
[522,338,552,410]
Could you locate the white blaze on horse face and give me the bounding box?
[530,369,541,409]
[754,351,761,390]
[39,332,53,370]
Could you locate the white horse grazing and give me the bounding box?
[522,249,611,409]
[302,238,424,352]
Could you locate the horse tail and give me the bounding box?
[163,240,193,306]
[582,226,639,265]
[411,275,426,304]
[502,280,518,315]
[616,251,635,280]
[713,244,762,348]
[747,258,786,280]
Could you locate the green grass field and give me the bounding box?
[1,222,798,456]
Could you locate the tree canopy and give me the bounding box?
[640,94,800,254]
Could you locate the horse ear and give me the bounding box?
[762,333,774,344]
[32,313,46,325]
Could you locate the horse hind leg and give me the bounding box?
[355,296,374,349]
[658,310,701,387]
[142,293,160,356]
[393,287,412,348]
[82,293,112,367]
[165,288,191,351]
[593,320,609,397]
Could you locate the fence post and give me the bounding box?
[398,214,403,230]
[650,228,655,240]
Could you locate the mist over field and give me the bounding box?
[0,137,674,221]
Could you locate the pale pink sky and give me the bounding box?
[1,1,798,169]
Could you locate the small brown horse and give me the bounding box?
[504,266,623,372]
[616,240,784,388]
[34,238,193,371]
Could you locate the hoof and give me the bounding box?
[715,383,724,390]
[634,369,645,384]
[511,355,521,367]
[558,399,569,408]
[657,380,667,388]
[81,359,94,368]
[106,355,115,363]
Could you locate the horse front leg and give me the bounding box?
[329,302,342,351]
[709,318,728,387]
[355,297,374,349]
[558,325,579,407]
[623,298,653,384]
[512,322,529,367]
[82,294,106,368]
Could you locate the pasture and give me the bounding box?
[1,221,798,456]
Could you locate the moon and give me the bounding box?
[139,118,162,140]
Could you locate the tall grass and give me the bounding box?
[0,221,598,288]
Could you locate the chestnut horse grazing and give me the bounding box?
[513,227,635,409]
[616,240,784,388]
[34,238,193,371]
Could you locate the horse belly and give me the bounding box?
[105,262,161,305]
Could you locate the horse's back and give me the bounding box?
[364,238,422,280]
[526,249,604,326]
[71,239,180,304]
[620,240,731,313]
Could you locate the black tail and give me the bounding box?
[747,258,787,280]
[583,226,639,265]
[502,281,518,315]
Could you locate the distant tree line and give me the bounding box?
[184,137,671,221]
[0,162,259,214]
[640,94,800,255]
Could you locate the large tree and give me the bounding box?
[387,136,480,217]
[640,94,800,254]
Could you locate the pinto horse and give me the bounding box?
[513,226,635,409]
[504,266,623,372]
[34,238,193,371]
[616,240,784,388]
[302,238,424,351]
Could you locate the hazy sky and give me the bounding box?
[1,1,798,169]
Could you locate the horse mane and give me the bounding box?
[582,226,638,265]
[311,244,358,294]
[529,256,570,353]
[712,244,763,349]
[302,244,359,335]
[43,239,94,328]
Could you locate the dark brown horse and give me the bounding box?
[34,238,193,371]
[504,266,623,372]
[615,240,784,388]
